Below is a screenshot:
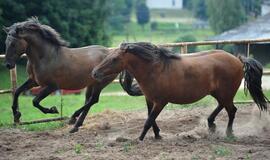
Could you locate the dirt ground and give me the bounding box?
[1,104,270,160]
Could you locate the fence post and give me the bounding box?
[246,43,250,58]
[10,65,17,96]
[181,45,188,54]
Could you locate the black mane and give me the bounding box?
[120,42,180,63]
[11,17,69,46]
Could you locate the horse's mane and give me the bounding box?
[120,42,180,63]
[14,17,69,46]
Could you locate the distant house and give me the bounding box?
[146,0,183,9]
[262,0,270,15]
[209,13,270,65]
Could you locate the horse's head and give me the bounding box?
[92,45,131,81]
[3,24,28,69]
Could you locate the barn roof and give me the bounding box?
[209,13,270,41]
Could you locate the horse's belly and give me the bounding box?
[170,93,208,104]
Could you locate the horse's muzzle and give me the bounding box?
[91,70,104,82]
[5,62,15,69]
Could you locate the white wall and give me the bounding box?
[262,4,270,15]
[146,0,183,9]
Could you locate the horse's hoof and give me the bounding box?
[226,129,234,137]
[68,117,77,125]
[208,123,216,133]
[155,135,162,140]
[138,136,144,141]
[69,127,79,133]
[50,106,59,114]
[14,111,21,124]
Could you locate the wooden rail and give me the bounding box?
[1,38,270,125]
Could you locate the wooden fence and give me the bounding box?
[1,38,270,125]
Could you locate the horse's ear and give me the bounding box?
[120,43,134,52]
[2,26,9,34]
[25,23,40,30]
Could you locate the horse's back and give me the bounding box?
[185,50,244,102]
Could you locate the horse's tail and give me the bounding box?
[119,70,143,96]
[239,56,269,111]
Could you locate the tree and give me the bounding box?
[0,0,111,52]
[241,0,262,17]
[193,0,208,20]
[206,0,247,33]
[136,1,150,30]
[108,0,133,32]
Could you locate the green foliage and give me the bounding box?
[74,144,83,154]
[214,145,232,157]
[241,0,262,17]
[206,0,247,33]
[0,0,111,52]
[173,35,197,53]
[108,0,133,32]
[135,1,150,29]
[193,0,208,20]
[184,0,208,20]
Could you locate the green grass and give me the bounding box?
[213,145,232,157]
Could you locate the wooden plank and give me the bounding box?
[18,117,68,125]
[234,100,254,104]
[160,38,270,47]
[0,54,26,59]
[0,89,12,94]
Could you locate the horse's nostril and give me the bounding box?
[92,70,98,78]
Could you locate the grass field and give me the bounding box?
[110,22,214,47]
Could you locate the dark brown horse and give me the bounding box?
[3,18,137,133]
[92,42,269,141]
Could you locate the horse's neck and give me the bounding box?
[126,59,156,84]
[26,41,63,66]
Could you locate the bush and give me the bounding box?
[173,35,197,53]
[150,21,158,31]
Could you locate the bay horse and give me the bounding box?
[3,17,137,133]
[92,42,269,141]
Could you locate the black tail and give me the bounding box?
[239,56,269,111]
[119,70,143,96]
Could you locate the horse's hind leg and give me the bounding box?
[68,86,93,125]
[32,85,59,114]
[70,85,103,133]
[225,103,237,136]
[207,105,223,133]
[146,99,162,139]
[12,78,37,123]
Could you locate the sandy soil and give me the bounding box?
[1,104,270,160]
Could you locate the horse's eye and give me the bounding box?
[112,58,118,63]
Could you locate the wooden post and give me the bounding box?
[10,65,17,96]
[246,43,250,57]
[181,45,188,54]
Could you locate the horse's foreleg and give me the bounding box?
[32,85,58,114]
[225,104,237,136]
[207,105,223,133]
[69,87,102,133]
[12,79,37,123]
[68,87,93,125]
[146,99,162,139]
[139,103,166,141]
